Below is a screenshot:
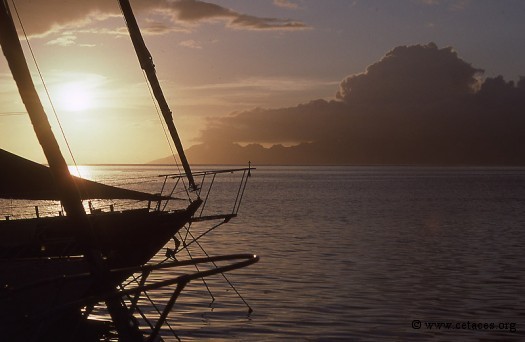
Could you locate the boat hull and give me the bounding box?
[0,200,201,334]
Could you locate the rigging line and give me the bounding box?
[140,70,179,168]
[119,277,180,340]
[118,282,157,331]
[140,69,192,201]
[10,0,82,179]
[177,219,228,253]
[159,226,215,303]
[176,228,216,302]
[184,229,253,313]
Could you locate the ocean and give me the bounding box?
[1,165,524,341]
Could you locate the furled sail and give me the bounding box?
[0,149,167,201]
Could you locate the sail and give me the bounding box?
[0,149,167,201]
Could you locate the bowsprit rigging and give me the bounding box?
[0,0,258,340]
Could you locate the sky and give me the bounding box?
[1,0,524,164]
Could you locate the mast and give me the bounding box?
[118,0,197,190]
[0,2,85,221]
[0,2,143,340]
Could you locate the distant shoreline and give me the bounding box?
[71,163,525,168]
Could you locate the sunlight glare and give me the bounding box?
[56,82,93,112]
[68,165,92,179]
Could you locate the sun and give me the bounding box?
[55,82,93,112]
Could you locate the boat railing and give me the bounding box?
[0,200,63,220]
[157,164,254,221]
[0,198,150,220]
[0,165,254,221]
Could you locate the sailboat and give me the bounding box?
[0,0,257,340]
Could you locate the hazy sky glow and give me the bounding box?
[1,0,524,164]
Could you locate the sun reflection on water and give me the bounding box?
[67,165,93,179]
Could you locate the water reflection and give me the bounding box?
[2,166,524,340]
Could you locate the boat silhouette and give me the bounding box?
[0,1,257,340]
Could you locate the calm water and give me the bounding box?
[194,166,525,342]
[2,166,524,341]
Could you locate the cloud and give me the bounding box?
[189,77,338,92]
[449,0,471,11]
[273,0,299,10]
[336,42,482,105]
[139,19,186,35]
[172,77,339,118]
[11,0,308,38]
[46,35,78,47]
[9,2,116,38]
[230,15,307,30]
[417,0,471,11]
[160,1,308,31]
[188,43,525,165]
[179,39,203,49]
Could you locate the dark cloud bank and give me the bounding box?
[170,43,525,165]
